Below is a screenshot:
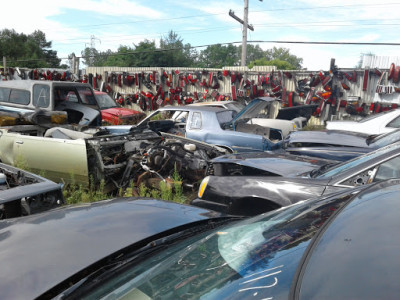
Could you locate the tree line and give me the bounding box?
[0,29,303,70]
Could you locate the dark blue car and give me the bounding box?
[3,180,400,299]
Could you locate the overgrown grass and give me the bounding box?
[123,165,186,204]
[63,178,109,205]
[13,154,187,205]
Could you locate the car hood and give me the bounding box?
[212,152,333,177]
[287,130,371,148]
[326,120,361,130]
[0,198,222,299]
[231,97,277,125]
[101,107,141,117]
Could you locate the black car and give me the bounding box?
[283,129,400,161]
[4,181,400,299]
[193,141,400,215]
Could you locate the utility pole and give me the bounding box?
[229,0,263,66]
[241,0,249,66]
[2,57,7,80]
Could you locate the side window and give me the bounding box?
[9,89,30,105]
[77,87,97,105]
[0,88,10,102]
[373,156,400,182]
[190,112,202,129]
[33,85,50,108]
[386,116,400,128]
[66,92,79,103]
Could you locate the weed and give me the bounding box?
[63,178,108,205]
[14,154,31,172]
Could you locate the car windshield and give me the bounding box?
[370,129,400,148]
[315,142,400,178]
[96,93,118,109]
[225,102,245,112]
[75,191,354,300]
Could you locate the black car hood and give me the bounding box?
[0,198,222,299]
[286,130,372,148]
[212,152,333,177]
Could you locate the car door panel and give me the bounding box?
[0,132,89,186]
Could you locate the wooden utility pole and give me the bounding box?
[3,57,7,80]
[230,0,262,66]
[241,0,249,66]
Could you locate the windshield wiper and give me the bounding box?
[309,162,339,178]
[365,134,379,146]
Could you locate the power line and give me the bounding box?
[49,17,400,46]
[8,40,400,64]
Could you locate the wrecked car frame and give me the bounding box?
[0,124,228,193]
[0,162,63,219]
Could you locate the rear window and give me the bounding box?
[0,88,10,102]
[9,89,30,105]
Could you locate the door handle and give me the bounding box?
[15,140,24,144]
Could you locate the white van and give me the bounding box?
[0,80,101,126]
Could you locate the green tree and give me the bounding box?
[0,29,60,68]
[81,47,106,67]
[249,58,295,70]
[29,30,60,67]
[102,40,159,67]
[264,47,303,69]
[198,44,239,68]
[240,44,265,64]
[158,31,196,67]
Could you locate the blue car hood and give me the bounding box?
[231,97,277,126]
[0,198,222,299]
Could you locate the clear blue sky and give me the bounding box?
[5,0,400,70]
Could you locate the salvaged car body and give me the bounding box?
[68,91,145,125]
[283,129,400,161]
[188,100,245,112]
[2,180,399,299]
[231,97,314,137]
[0,80,102,126]
[0,124,227,192]
[0,162,63,219]
[326,108,400,134]
[137,105,278,152]
[96,92,145,125]
[0,198,230,299]
[193,142,400,215]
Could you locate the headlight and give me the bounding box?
[293,123,297,130]
[198,176,210,198]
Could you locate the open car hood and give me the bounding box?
[231,97,278,126]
